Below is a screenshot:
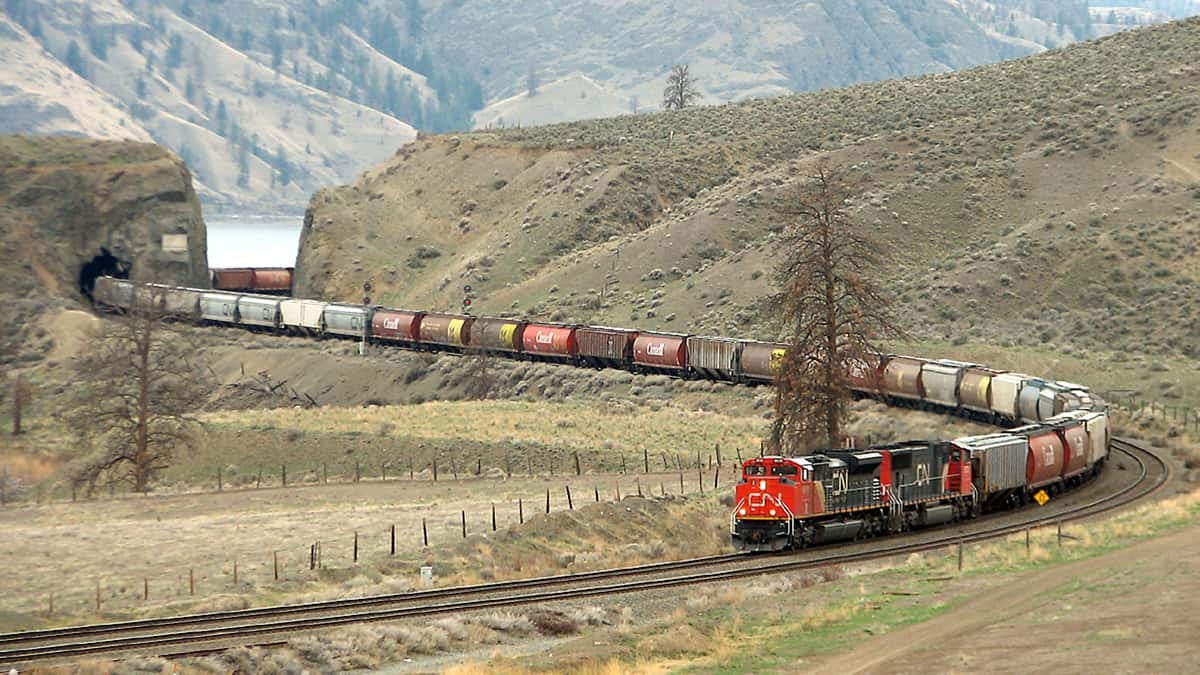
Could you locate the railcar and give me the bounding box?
[417,312,473,351]
[236,294,281,328]
[211,267,293,294]
[199,291,240,324]
[323,303,369,338]
[576,327,638,369]
[521,323,577,362]
[686,336,741,381]
[738,341,787,384]
[470,317,527,355]
[370,309,423,345]
[632,332,689,375]
[881,356,926,404]
[279,299,327,334]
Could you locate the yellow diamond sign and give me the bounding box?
[1033,490,1050,506]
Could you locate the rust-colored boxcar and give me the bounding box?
[576,327,637,369]
[212,268,254,290]
[371,309,423,343]
[739,341,786,383]
[419,312,473,349]
[471,318,526,354]
[882,356,926,402]
[633,333,688,372]
[521,323,577,360]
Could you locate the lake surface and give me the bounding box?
[206,215,303,268]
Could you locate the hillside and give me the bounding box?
[296,18,1200,375]
[0,0,1187,212]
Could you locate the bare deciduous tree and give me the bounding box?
[661,64,700,110]
[769,161,903,454]
[65,284,210,493]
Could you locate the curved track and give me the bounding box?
[0,437,1169,667]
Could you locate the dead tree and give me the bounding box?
[661,64,700,110]
[65,284,210,493]
[462,345,496,400]
[769,161,903,454]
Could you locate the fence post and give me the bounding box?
[95,581,101,611]
[679,472,685,493]
[519,498,524,524]
[354,531,359,561]
[566,485,574,510]
[574,451,581,476]
[615,482,621,501]
[636,478,642,497]
[274,551,280,580]
[189,568,195,595]
[660,481,665,496]
[713,467,720,490]
[621,454,627,474]
[736,447,743,463]
[477,458,482,476]
[323,462,328,484]
[643,448,650,473]
[491,503,497,531]
[391,524,396,555]
[594,486,600,502]
[433,459,439,481]
[233,560,238,585]
[310,544,316,570]
[716,443,722,466]
[461,511,467,538]
[281,464,287,487]
[143,576,148,601]
[355,461,361,482]
[422,518,428,547]
[698,469,704,494]
[545,489,551,514]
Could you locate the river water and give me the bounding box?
[205,215,304,268]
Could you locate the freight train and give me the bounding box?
[91,276,1110,552]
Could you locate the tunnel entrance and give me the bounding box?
[79,248,131,300]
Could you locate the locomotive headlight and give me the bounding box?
[769,509,777,516]
[759,480,766,490]
[739,509,746,516]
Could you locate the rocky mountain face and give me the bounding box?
[296,18,1200,370]
[2,0,1189,213]
[0,134,207,366]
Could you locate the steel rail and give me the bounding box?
[0,438,1168,666]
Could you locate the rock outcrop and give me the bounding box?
[0,134,208,365]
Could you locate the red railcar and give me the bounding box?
[371,309,423,343]
[521,323,577,360]
[211,267,294,294]
[1019,426,1065,490]
[882,355,926,402]
[1056,421,1090,480]
[632,332,688,372]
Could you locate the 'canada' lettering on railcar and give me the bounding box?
[647,343,665,356]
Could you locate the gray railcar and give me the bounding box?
[199,292,240,323]
[323,304,369,338]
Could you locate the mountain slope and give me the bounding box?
[295,18,1200,369]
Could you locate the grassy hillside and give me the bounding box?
[297,19,1200,395]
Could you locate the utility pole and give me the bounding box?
[360,280,372,356]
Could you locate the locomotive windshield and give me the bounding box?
[745,464,766,476]
[770,464,798,476]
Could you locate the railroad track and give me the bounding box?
[0,437,1169,668]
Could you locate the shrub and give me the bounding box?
[529,610,579,636]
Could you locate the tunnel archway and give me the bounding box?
[79,248,131,301]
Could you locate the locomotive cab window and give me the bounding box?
[745,464,766,476]
[770,465,797,476]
